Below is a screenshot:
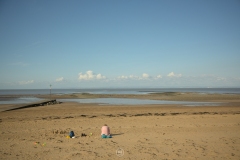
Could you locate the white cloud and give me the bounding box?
[96,74,106,79]
[56,77,64,82]
[117,75,138,80]
[216,76,226,81]
[167,72,174,77]
[129,75,136,79]
[167,72,182,77]
[129,75,140,80]
[78,70,106,80]
[118,75,128,79]
[142,73,150,79]
[19,80,34,85]
[117,73,151,80]
[156,75,162,79]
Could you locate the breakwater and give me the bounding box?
[3,99,59,112]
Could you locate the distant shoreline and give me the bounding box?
[1,92,240,106]
[1,87,240,96]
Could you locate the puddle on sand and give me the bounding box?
[59,98,221,106]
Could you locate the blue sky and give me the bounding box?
[0,0,240,89]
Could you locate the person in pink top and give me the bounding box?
[101,124,112,138]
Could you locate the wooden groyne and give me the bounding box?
[3,99,59,112]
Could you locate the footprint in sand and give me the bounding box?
[56,140,63,143]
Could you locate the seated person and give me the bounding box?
[101,124,112,138]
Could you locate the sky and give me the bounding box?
[0,0,240,89]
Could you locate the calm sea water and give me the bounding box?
[0,88,238,105]
[0,97,45,104]
[0,88,240,95]
[60,98,221,106]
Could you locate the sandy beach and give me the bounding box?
[0,93,240,160]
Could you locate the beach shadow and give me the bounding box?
[111,133,124,136]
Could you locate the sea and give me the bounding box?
[0,88,239,106]
[0,88,240,95]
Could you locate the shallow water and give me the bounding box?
[0,97,222,106]
[59,98,221,106]
[1,88,240,95]
[0,97,44,104]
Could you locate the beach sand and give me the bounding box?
[0,93,240,159]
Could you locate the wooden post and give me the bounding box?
[50,84,52,96]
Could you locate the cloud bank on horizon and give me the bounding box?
[78,71,106,80]
[77,70,181,81]
[4,70,238,89]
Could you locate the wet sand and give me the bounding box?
[0,93,240,159]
